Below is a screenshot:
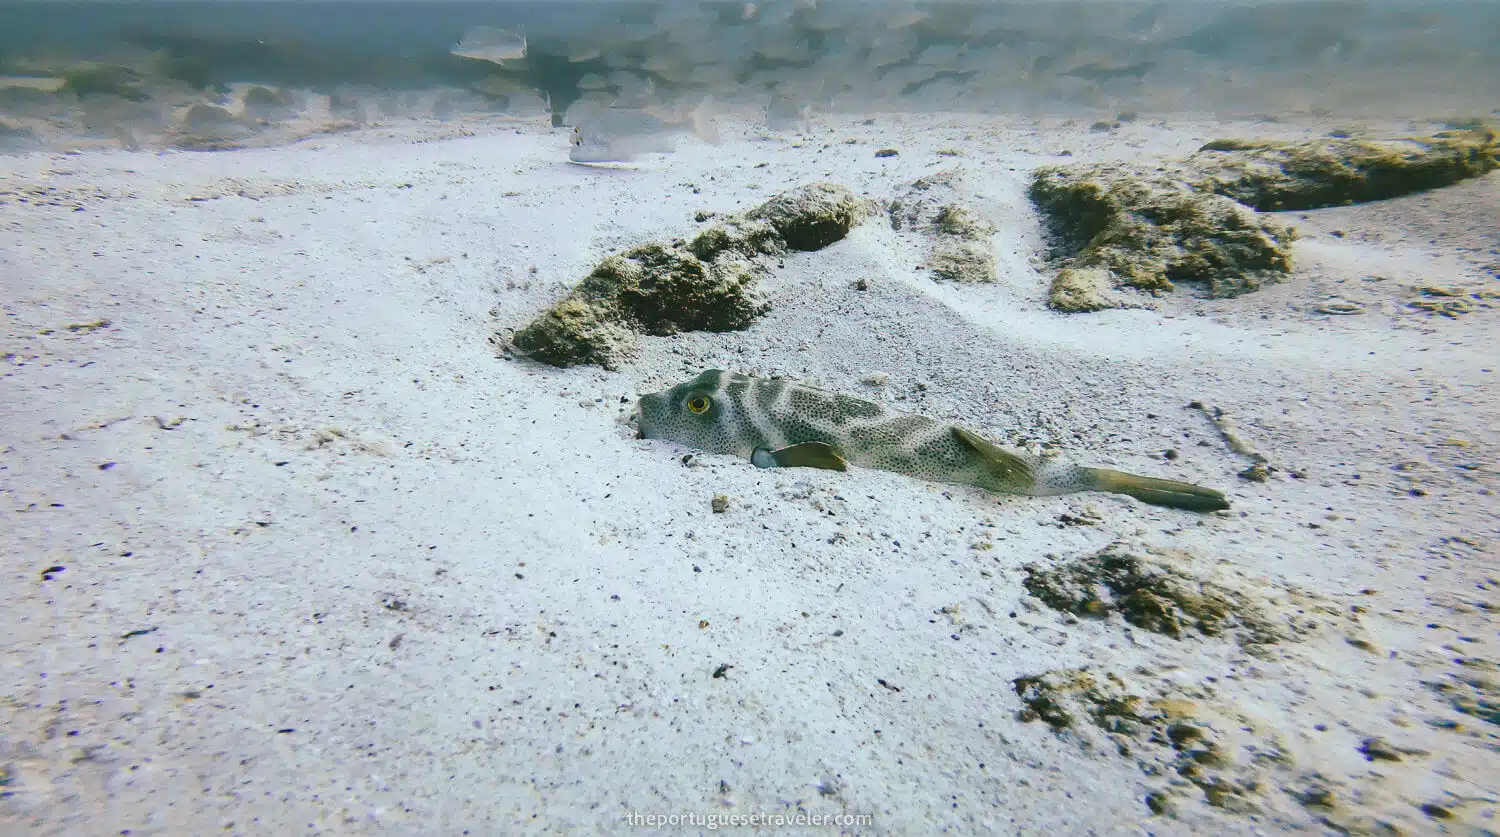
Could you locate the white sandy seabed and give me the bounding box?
[2,112,1498,836]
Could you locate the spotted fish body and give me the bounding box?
[636,369,1229,512]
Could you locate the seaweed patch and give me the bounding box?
[1021,543,1340,653]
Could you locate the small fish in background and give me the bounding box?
[567,100,720,164]
[451,26,528,64]
[637,370,1231,512]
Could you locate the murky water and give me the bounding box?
[1,0,1496,151]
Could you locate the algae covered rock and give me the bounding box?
[745,181,863,251]
[510,297,635,369]
[929,237,996,283]
[1047,266,1147,313]
[59,64,150,102]
[1030,127,1496,312]
[242,85,298,122]
[509,182,865,369]
[1030,164,1297,310]
[890,171,997,283]
[687,217,785,262]
[1192,128,1499,211]
[511,244,767,370]
[927,205,996,283]
[171,104,253,150]
[600,244,765,335]
[931,204,985,238]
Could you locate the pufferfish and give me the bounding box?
[636,370,1230,512]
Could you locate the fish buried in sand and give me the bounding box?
[637,370,1230,512]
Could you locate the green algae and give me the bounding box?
[509,182,864,369]
[1021,544,1290,648]
[1030,127,1497,312]
[1192,128,1499,211]
[1030,164,1297,310]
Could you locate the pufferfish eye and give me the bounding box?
[686,396,711,415]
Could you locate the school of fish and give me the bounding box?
[636,370,1230,512]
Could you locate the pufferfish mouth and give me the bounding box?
[633,393,662,440]
[629,397,647,439]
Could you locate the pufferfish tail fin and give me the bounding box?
[1085,467,1231,512]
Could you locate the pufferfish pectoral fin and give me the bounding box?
[950,425,1034,490]
[751,442,849,472]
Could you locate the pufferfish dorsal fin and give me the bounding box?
[951,426,1034,489]
[751,442,849,472]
